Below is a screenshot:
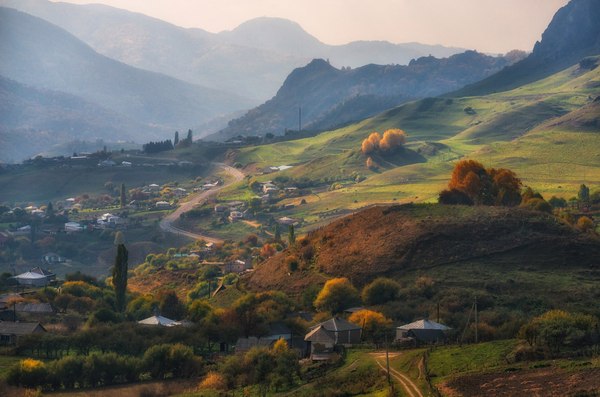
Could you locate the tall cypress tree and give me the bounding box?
[288,224,295,246]
[112,232,128,312]
[186,129,193,144]
[174,131,179,146]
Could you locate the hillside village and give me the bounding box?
[1,0,600,396]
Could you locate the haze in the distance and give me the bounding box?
[50,0,568,53]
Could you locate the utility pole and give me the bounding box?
[385,333,391,386]
[474,296,479,344]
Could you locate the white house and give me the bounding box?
[138,315,179,326]
[13,272,50,287]
[98,160,116,167]
[156,201,171,209]
[97,213,124,228]
[148,184,160,192]
[229,211,244,222]
[64,222,83,232]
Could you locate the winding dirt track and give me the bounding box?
[158,163,244,243]
[371,352,424,397]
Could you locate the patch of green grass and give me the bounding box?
[427,340,517,382]
[0,355,22,379]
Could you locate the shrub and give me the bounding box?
[362,278,401,305]
[199,371,227,390]
[7,359,48,388]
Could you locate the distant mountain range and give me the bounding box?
[0,0,467,103]
[214,52,514,140]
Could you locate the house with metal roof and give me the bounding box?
[0,322,46,345]
[309,317,362,346]
[396,319,451,345]
[137,315,178,326]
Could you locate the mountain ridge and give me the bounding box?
[214,51,512,140]
[0,0,468,102]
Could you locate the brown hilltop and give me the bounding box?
[244,204,600,295]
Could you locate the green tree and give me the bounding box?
[46,201,54,217]
[112,232,128,312]
[274,223,281,241]
[578,184,590,203]
[120,183,127,208]
[174,130,179,146]
[186,129,193,144]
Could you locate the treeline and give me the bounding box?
[7,343,202,391]
[143,139,173,153]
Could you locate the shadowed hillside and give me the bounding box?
[245,204,600,294]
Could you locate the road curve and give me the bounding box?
[158,163,245,243]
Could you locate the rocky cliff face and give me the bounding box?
[455,0,600,96]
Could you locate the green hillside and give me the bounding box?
[226,57,600,228]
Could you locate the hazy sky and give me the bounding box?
[52,0,569,53]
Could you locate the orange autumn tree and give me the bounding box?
[361,129,407,155]
[361,132,382,155]
[348,309,393,344]
[379,129,407,152]
[440,159,522,206]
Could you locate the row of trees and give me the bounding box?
[142,139,174,153]
[8,343,202,391]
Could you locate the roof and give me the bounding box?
[138,315,176,326]
[314,317,361,332]
[304,325,335,344]
[268,322,292,336]
[14,272,47,280]
[30,267,55,277]
[0,322,46,335]
[397,319,451,331]
[15,302,54,313]
[344,307,366,314]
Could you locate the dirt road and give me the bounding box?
[158,163,244,243]
[371,352,424,397]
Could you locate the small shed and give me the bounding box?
[0,322,46,345]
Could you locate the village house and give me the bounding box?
[0,322,46,345]
[42,253,65,266]
[138,314,182,327]
[223,259,249,274]
[305,317,362,360]
[395,319,450,345]
[97,159,116,167]
[173,188,187,197]
[228,211,244,222]
[121,161,132,167]
[148,183,161,192]
[13,271,51,287]
[155,201,171,209]
[64,221,83,233]
[97,213,124,228]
